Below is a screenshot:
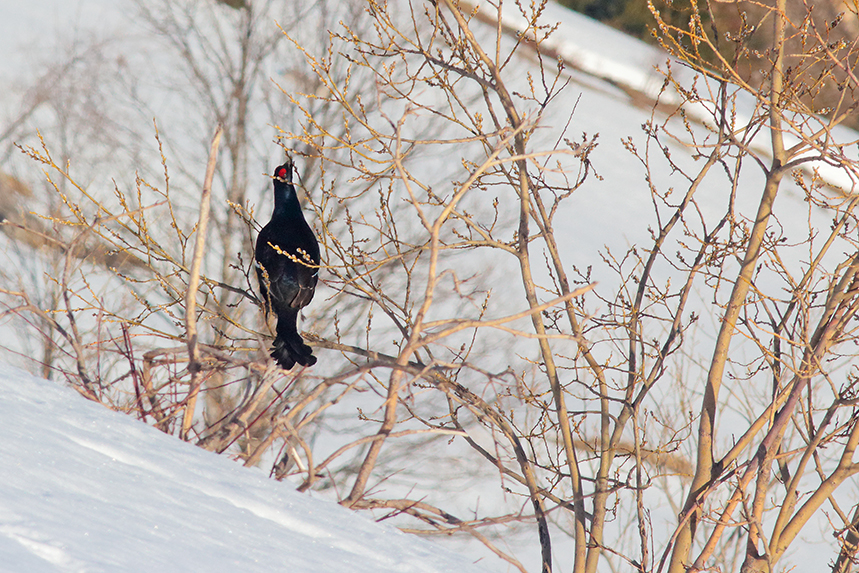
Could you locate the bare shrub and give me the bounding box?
[3,1,859,572]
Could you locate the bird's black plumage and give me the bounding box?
[255,160,320,370]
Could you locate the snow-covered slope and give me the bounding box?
[0,363,489,573]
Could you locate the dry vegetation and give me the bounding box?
[2,1,859,572]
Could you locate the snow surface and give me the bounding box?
[470,0,680,102]
[0,363,490,573]
[2,1,858,571]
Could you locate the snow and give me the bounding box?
[0,362,489,573]
[472,0,681,102]
[475,0,859,194]
[2,0,858,571]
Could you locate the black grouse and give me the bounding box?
[255,159,320,370]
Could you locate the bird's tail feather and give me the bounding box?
[271,309,316,370]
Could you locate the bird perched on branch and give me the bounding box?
[255,159,320,370]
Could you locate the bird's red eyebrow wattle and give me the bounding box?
[277,167,288,178]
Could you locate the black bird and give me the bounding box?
[255,160,320,370]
